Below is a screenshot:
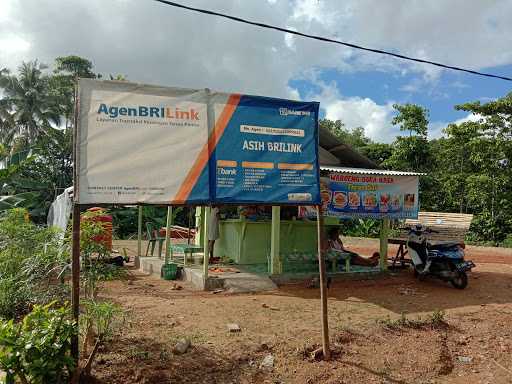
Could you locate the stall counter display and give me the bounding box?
[214,216,338,265]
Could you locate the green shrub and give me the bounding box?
[0,302,76,384]
[501,234,512,248]
[0,208,69,319]
[80,300,124,377]
[338,218,381,238]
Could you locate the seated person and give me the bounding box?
[327,227,379,267]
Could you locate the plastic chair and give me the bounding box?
[145,223,165,257]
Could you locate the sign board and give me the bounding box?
[300,172,419,219]
[76,79,320,205]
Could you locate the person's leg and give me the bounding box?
[208,239,215,262]
[350,253,379,267]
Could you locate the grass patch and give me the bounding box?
[377,309,446,330]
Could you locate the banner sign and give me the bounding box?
[76,79,320,205]
[300,172,419,219]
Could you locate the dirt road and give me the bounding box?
[90,250,512,383]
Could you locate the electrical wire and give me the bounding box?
[153,0,512,82]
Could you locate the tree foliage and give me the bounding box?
[322,96,512,244]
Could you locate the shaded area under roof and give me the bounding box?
[318,126,378,169]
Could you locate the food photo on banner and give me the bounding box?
[299,171,419,219]
[76,79,320,205]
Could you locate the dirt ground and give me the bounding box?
[88,243,512,384]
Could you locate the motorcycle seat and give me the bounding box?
[428,241,462,250]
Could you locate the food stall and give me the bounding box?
[200,166,421,276]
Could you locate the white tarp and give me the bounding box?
[47,187,73,233]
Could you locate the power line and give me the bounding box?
[153,0,512,82]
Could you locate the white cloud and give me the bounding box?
[0,35,30,54]
[311,81,397,143]
[0,0,511,107]
[453,113,480,125]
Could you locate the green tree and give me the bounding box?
[0,128,72,221]
[391,103,429,136]
[0,61,62,146]
[384,103,431,172]
[320,119,370,151]
[50,55,97,130]
[360,142,393,166]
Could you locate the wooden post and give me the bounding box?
[203,206,210,289]
[316,206,331,360]
[136,205,142,268]
[379,218,390,271]
[164,206,172,264]
[270,206,281,275]
[71,203,81,363]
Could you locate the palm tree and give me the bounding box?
[0,61,62,146]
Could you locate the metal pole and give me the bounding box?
[71,203,80,362]
[316,205,331,360]
[270,206,281,275]
[136,205,142,268]
[164,206,172,264]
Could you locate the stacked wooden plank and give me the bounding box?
[400,211,474,241]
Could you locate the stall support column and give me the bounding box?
[136,205,142,268]
[270,206,281,275]
[203,206,210,289]
[379,218,390,271]
[195,207,204,247]
[164,206,172,264]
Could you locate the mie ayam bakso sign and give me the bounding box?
[76,79,320,205]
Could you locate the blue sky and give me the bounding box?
[289,62,512,140]
[293,64,512,121]
[1,0,511,143]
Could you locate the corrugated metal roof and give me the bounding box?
[320,166,426,176]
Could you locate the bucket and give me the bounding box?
[161,263,178,280]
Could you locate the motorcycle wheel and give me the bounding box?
[450,271,468,289]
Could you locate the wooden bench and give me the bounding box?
[389,211,474,267]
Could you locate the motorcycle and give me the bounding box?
[405,224,475,289]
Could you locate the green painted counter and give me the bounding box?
[214,218,338,264]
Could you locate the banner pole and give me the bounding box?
[71,203,80,363]
[71,78,81,374]
[316,205,330,360]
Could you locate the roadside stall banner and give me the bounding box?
[76,79,320,205]
[299,173,419,219]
